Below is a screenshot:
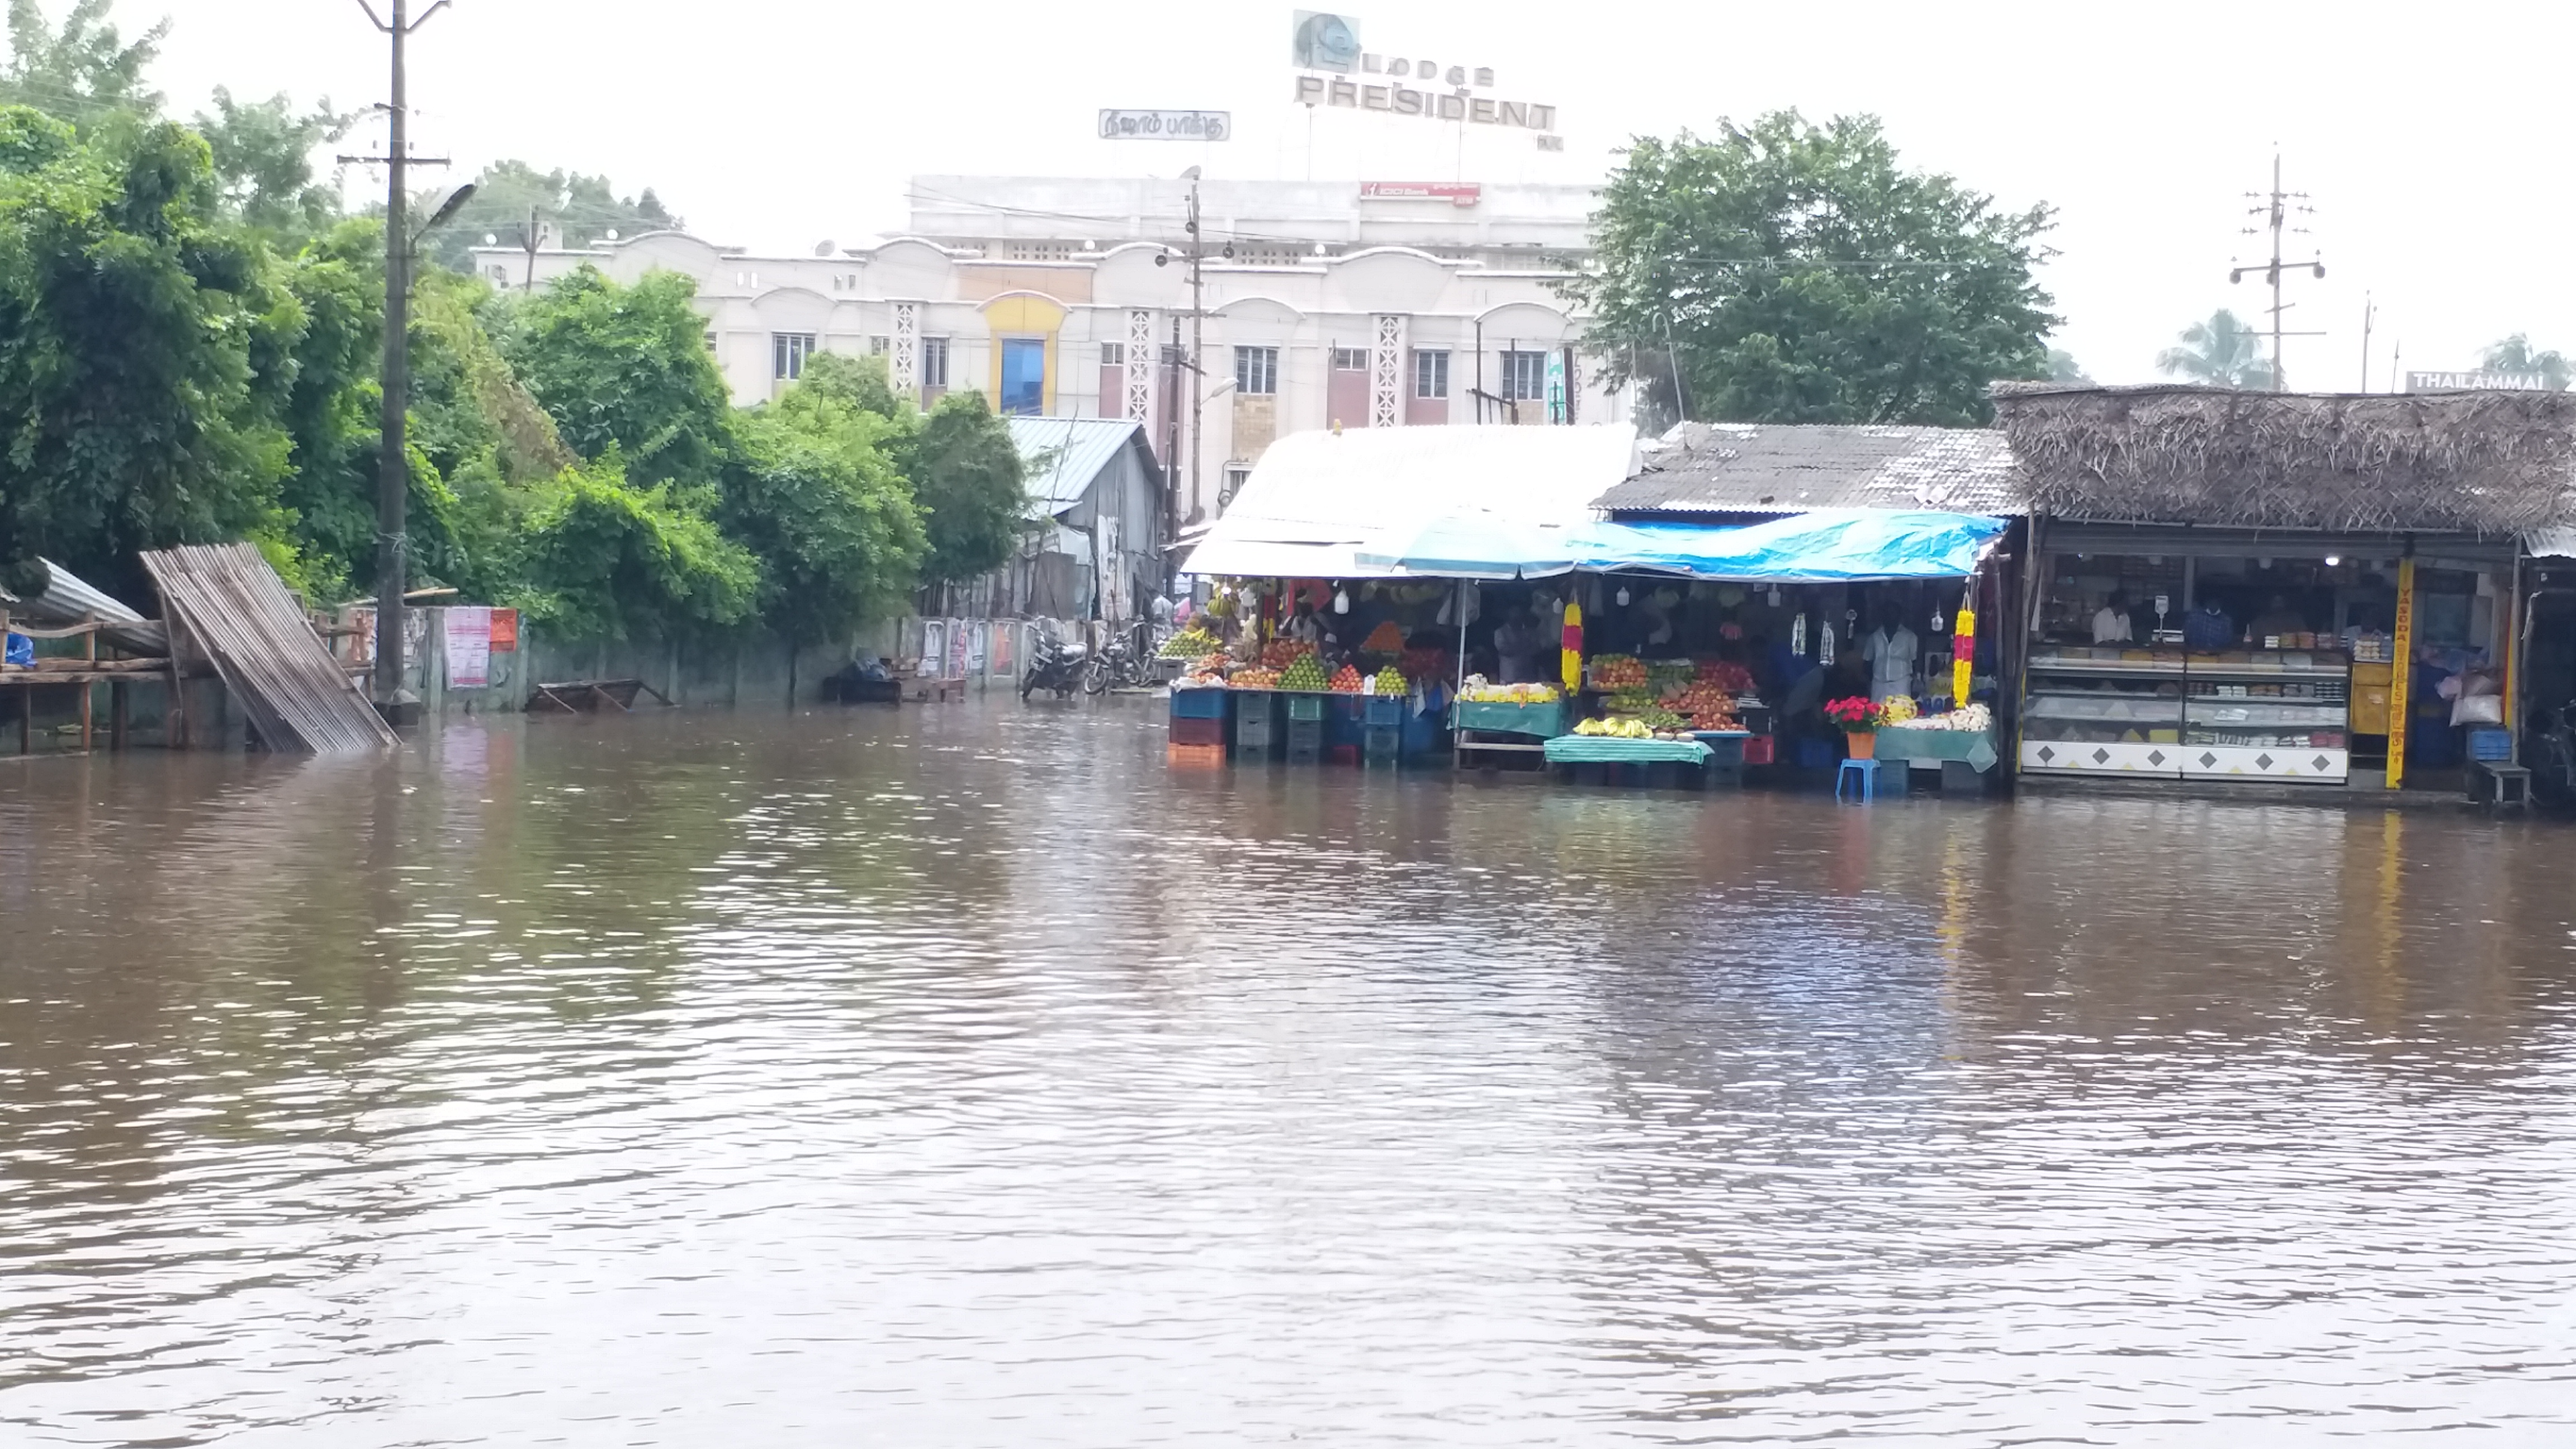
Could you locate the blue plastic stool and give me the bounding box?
[1835,756,1881,803]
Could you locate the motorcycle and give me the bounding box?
[2528,700,2576,806]
[1082,631,1155,695]
[1021,626,1089,700]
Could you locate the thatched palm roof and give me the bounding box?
[1990,383,2576,534]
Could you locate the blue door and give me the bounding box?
[1001,338,1045,415]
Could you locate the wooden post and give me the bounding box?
[18,681,29,755]
[112,679,127,750]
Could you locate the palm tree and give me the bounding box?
[2156,310,2278,390]
[2478,334,2572,390]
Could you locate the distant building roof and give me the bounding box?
[1597,422,2022,518]
[1006,416,1159,519]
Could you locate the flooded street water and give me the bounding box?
[3,699,2574,1447]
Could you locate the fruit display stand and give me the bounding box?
[1451,698,1566,771]
[1542,732,1719,790]
[1363,694,1449,768]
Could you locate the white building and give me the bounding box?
[470,176,1629,526]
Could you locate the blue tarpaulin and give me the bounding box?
[1565,510,2006,582]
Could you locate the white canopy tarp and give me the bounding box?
[1183,425,1642,580]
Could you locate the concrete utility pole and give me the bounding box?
[349,0,471,723]
[1185,167,1205,525]
[2231,153,2325,392]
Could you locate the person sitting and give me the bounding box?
[2182,599,2237,650]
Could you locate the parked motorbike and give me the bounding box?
[1082,632,1154,695]
[2528,700,2576,806]
[1021,627,1089,700]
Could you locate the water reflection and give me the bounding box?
[2,702,2573,1446]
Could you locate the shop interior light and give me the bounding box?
[2324,554,2341,566]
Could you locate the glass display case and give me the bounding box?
[2019,649,2189,776]
[2020,647,2350,783]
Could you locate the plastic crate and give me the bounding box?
[1742,735,1775,766]
[1285,692,1327,722]
[1364,724,1403,766]
[1169,716,1227,748]
[1328,745,1360,766]
[1794,737,1835,769]
[1363,695,1408,728]
[1235,693,1281,757]
[1171,688,1231,721]
[2469,727,2512,761]
[1286,717,1325,761]
[1167,742,1227,768]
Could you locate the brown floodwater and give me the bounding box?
[3,699,2574,1447]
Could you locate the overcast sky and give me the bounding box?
[146,0,2575,389]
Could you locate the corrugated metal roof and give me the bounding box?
[2526,527,2576,558]
[1597,422,2023,517]
[1007,416,1157,518]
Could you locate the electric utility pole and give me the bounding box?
[2230,153,2325,392]
[1185,167,1205,526]
[350,0,454,722]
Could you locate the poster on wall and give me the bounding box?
[489,608,519,652]
[968,623,989,677]
[443,607,493,688]
[948,619,970,679]
[990,625,1015,680]
[921,621,946,677]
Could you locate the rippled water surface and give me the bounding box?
[4,700,2575,1446]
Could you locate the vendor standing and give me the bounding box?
[1859,608,1919,704]
[1492,607,1546,685]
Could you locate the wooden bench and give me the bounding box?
[2470,759,2532,809]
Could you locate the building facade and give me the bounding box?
[469,176,1628,525]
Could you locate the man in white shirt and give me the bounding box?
[2092,591,2135,644]
[1860,610,1918,704]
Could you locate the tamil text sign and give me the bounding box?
[1098,110,1232,141]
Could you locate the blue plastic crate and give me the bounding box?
[1363,695,1407,728]
[1363,724,1403,766]
[1171,687,1232,721]
[2468,727,2512,761]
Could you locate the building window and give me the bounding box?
[921,337,950,388]
[1220,465,1251,508]
[1000,337,1045,416]
[774,332,817,381]
[704,330,718,353]
[869,335,889,356]
[1502,349,1549,402]
[1413,349,1449,399]
[1100,341,1126,367]
[1235,345,1278,396]
[1331,346,1368,371]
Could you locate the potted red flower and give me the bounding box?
[1824,696,1878,759]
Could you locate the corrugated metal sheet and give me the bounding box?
[1007,416,1157,518]
[141,542,397,753]
[1187,425,1641,579]
[1598,422,2022,517]
[2527,527,2576,559]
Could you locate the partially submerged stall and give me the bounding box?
[1993,383,2575,797]
[1175,422,2023,789]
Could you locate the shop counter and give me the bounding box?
[1877,725,1999,773]
[1451,699,1568,738]
[1541,735,1715,766]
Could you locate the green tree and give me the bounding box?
[794,348,902,419]
[1565,110,2056,428]
[902,390,1026,590]
[428,158,675,276]
[1,0,163,127]
[726,391,925,645]
[499,265,732,486]
[2478,334,2572,390]
[516,455,758,638]
[2045,347,2092,385]
[193,87,350,243]
[0,106,300,598]
[2154,309,2277,390]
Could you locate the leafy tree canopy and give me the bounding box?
[515,454,758,640]
[428,158,675,276]
[1,0,163,128]
[192,87,349,243]
[500,265,732,487]
[2479,334,2572,391]
[2155,309,2277,390]
[901,390,1027,589]
[2045,348,2092,385]
[0,105,300,599]
[726,390,925,644]
[1565,110,2057,428]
